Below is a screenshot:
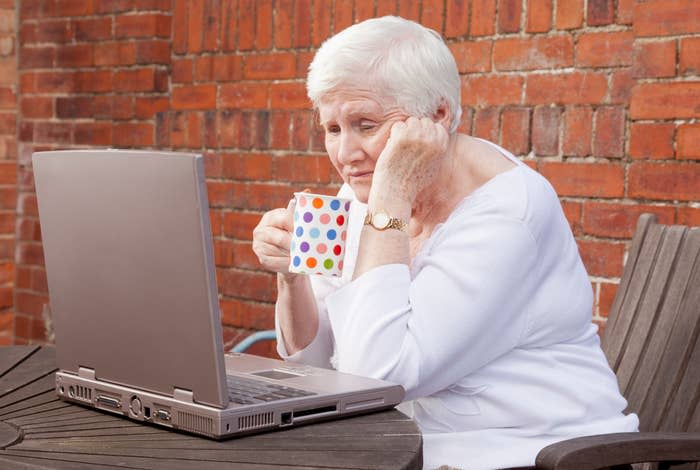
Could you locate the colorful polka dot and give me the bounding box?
[306,257,317,268]
[327,229,337,240]
[300,241,310,253]
[298,196,307,207]
[333,245,342,256]
[292,256,301,267]
[303,212,313,223]
[295,226,304,237]
[338,260,344,271]
[316,243,327,254]
[320,213,331,224]
[324,259,334,269]
[309,228,320,238]
[345,201,351,211]
[341,230,347,241]
[330,200,340,210]
[336,215,345,226]
[312,198,323,208]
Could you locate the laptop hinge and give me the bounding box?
[173,387,194,403]
[78,367,96,380]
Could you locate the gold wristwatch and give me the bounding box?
[363,210,408,232]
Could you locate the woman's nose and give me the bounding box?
[336,131,364,165]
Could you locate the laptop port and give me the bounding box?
[155,409,171,421]
[96,395,121,409]
[281,412,292,425]
[144,406,151,419]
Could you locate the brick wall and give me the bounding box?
[0,0,17,346]
[6,0,700,352]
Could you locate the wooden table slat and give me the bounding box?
[0,347,41,379]
[0,375,57,410]
[0,348,57,397]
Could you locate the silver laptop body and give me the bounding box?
[33,149,404,439]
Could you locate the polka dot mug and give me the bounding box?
[289,192,352,277]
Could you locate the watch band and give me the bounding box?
[363,210,408,232]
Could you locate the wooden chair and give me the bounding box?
[535,214,700,469]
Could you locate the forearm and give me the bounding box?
[276,273,320,354]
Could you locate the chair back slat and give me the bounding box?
[602,215,700,435]
[615,225,686,396]
[603,217,664,371]
[603,214,656,345]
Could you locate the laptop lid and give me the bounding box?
[33,150,229,408]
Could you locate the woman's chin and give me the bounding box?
[348,183,370,204]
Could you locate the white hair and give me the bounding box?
[307,16,462,134]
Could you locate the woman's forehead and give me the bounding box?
[318,92,391,122]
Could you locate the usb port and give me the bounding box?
[96,395,121,409]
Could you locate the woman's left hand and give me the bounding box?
[371,116,449,205]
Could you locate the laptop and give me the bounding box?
[32,149,404,439]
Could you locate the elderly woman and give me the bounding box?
[252,16,638,470]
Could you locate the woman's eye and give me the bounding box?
[327,125,340,134]
[359,123,376,131]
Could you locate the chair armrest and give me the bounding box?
[535,432,700,470]
[230,330,277,353]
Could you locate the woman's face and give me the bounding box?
[318,91,408,203]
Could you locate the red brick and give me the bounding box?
[17,218,41,242]
[473,107,500,142]
[16,241,43,265]
[255,0,273,49]
[576,32,634,68]
[633,40,677,79]
[540,162,624,198]
[577,240,624,278]
[462,75,523,106]
[609,69,633,105]
[555,0,583,29]
[630,82,700,120]
[471,0,496,36]
[243,53,296,80]
[113,68,157,92]
[218,152,272,180]
[134,97,168,119]
[222,211,261,240]
[270,111,291,149]
[270,82,310,110]
[220,83,268,109]
[115,14,171,39]
[72,17,112,41]
[311,0,331,46]
[680,38,700,76]
[587,0,614,26]
[15,292,48,317]
[500,108,529,156]
[0,262,13,284]
[56,96,92,119]
[74,122,112,145]
[135,40,170,65]
[583,202,675,238]
[290,111,310,151]
[217,110,242,147]
[0,112,12,134]
[593,107,624,158]
[0,187,16,210]
[173,0,187,53]
[220,299,274,331]
[113,122,153,147]
[634,0,700,37]
[677,124,700,160]
[200,0,220,51]
[562,106,592,157]
[398,0,421,23]
[526,0,552,33]
[56,44,93,68]
[445,0,469,37]
[20,46,55,69]
[0,59,16,87]
[21,94,51,119]
[421,1,444,33]
[561,200,582,235]
[678,207,700,226]
[598,282,617,318]
[449,42,492,73]
[274,154,333,183]
[617,0,634,24]
[34,122,71,144]
[498,0,521,33]
[172,84,216,110]
[185,112,203,149]
[112,95,133,120]
[245,182,298,210]
[0,238,14,259]
[275,0,293,47]
[532,106,560,156]
[629,123,674,160]
[0,212,14,234]
[44,0,94,17]
[526,72,607,105]
[237,0,254,50]
[350,0,371,23]
[494,36,573,71]
[207,181,245,208]
[0,88,14,110]
[94,42,136,66]
[95,0,172,13]
[629,163,700,201]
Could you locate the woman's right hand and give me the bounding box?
[252,199,296,275]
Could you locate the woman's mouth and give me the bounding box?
[348,171,373,179]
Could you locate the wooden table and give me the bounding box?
[0,346,422,469]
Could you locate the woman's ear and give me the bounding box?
[432,102,452,130]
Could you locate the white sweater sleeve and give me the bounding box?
[324,214,540,400]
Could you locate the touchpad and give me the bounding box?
[252,370,303,380]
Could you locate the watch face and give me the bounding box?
[372,211,390,229]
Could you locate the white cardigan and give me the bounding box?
[276,142,638,469]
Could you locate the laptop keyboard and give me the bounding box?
[226,375,315,405]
